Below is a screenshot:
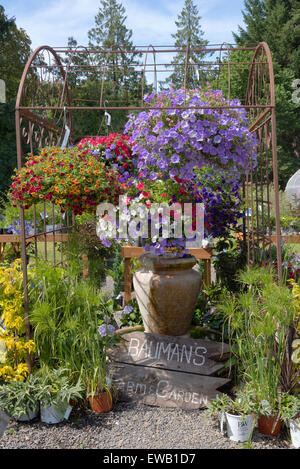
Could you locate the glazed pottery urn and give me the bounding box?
[133,253,201,336]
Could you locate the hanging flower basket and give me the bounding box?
[9,147,125,215]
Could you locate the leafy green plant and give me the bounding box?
[206,386,257,418]
[65,221,117,287]
[35,366,84,408]
[30,261,122,401]
[119,299,143,328]
[0,374,39,419]
[212,237,247,293]
[192,283,229,340]
[218,266,300,412]
[279,393,300,422]
[29,261,103,369]
[280,216,300,233]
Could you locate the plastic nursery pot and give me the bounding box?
[257,414,282,436]
[88,391,113,414]
[224,413,254,443]
[289,420,300,449]
[17,407,39,422]
[40,402,72,424]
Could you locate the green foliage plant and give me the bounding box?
[280,392,300,422]
[0,374,39,419]
[206,386,257,418]
[119,299,142,328]
[218,266,299,415]
[29,261,121,400]
[35,366,84,409]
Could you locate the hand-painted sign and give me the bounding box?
[110,331,230,409]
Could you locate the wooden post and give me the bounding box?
[124,257,132,305]
[82,253,89,278]
[203,259,212,289]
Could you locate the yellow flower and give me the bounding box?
[0,260,35,382]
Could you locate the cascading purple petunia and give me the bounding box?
[96,86,258,254]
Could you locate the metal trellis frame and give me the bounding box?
[12,43,282,370]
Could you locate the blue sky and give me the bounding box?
[1,0,246,49]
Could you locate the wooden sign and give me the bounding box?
[110,331,230,409]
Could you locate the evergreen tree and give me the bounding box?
[164,0,208,88]
[0,6,31,197]
[233,0,300,188]
[233,0,267,45]
[88,0,139,87]
[234,0,300,77]
[87,0,143,132]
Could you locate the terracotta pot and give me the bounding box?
[257,414,282,436]
[133,253,201,336]
[88,391,113,413]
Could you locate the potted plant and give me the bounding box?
[0,374,39,422]
[8,146,125,216]
[84,366,114,414]
[35,366,84,424]
[81,317,120,414]
[96,86,257,336]
[206,387,257,443]
[29,262,121,414]
[280,392,300,448]
[255,397,282,437]
[218,266,300,436]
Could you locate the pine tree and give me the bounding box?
[87,0,142,131]
[88,0,138,87]
[233,0,267,45]
[233,0,300,188]
[164,0,208,88]
[234,0,300,76]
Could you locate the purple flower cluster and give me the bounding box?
[98,323,116,337]
[97,87,257,255]
[124,87,257,183]
[2,218,34,236]
[121,305,133,317]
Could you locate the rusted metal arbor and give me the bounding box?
[14,42,282,355]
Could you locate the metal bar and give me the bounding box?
[52,47,257,53]
[15,107,32,373]
[43,201,47,261]
[32,61,267,68]
[52,203,55,265]
[18,105,274,111]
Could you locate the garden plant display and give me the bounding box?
[1,76,299,448]
[216,266,300,437]
[0,374,40,421]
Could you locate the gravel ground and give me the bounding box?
[0,401,293,450]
